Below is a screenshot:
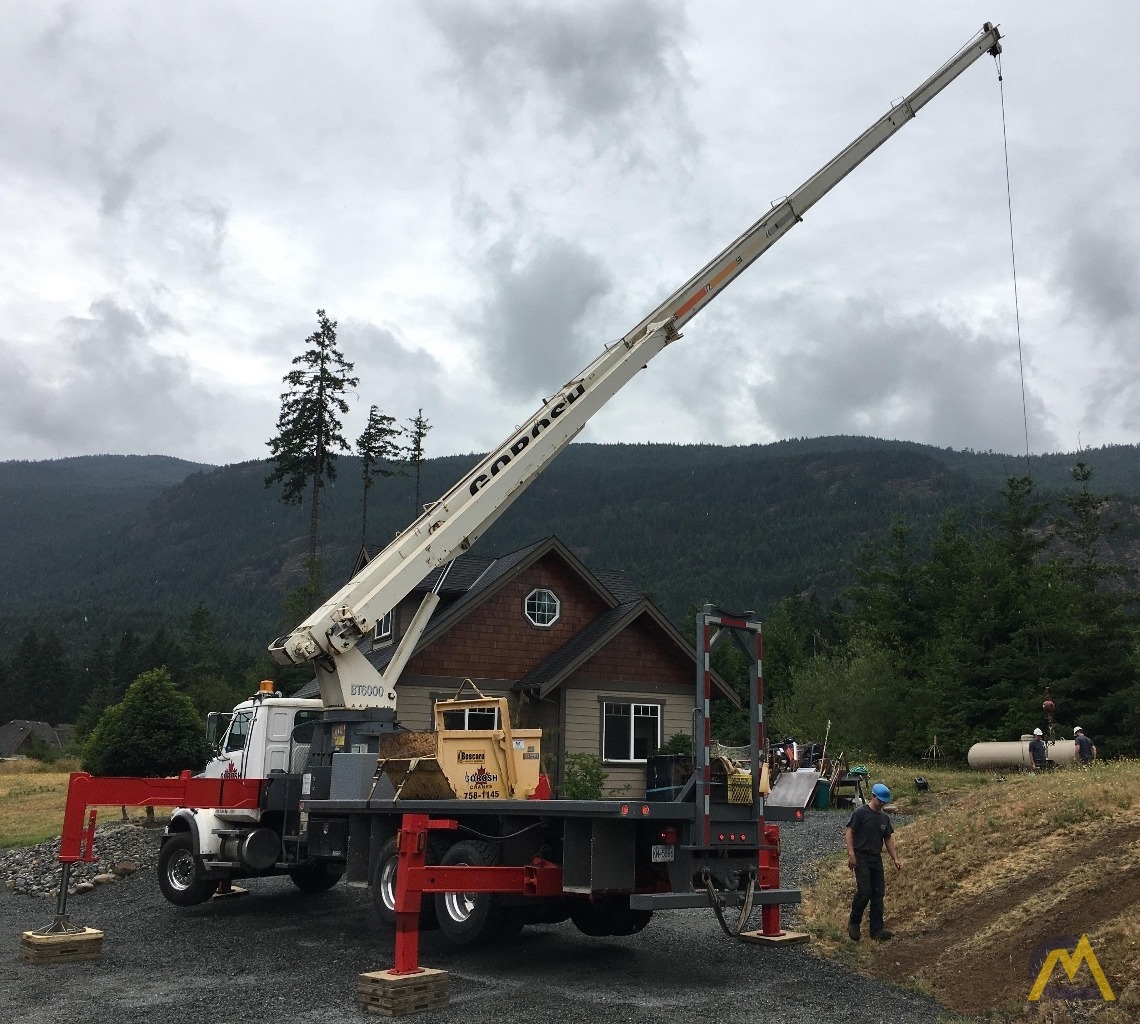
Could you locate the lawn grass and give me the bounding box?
[0,758,81,847]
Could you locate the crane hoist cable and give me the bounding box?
[994,49,1032,475]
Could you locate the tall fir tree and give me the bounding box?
[266,309,359,611]
[405,408,432,518]
[357,404,404,543]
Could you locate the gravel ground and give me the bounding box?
[0,810,948,1024]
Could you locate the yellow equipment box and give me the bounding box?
[376,681,542,801]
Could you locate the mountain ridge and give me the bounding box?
[2,438,1136,653]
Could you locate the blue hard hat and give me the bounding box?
[871,783,891,802]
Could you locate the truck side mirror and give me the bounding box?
[206,711,232,755]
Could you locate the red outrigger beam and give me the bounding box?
[42,771,262,935]
[59,771,263,862]
[391,813,563,975]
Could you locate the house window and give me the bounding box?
[525,588,560,627]
[372,610,393,647]
[602,702,661,762]
[439,705,502,730]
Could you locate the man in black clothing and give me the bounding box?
[1029,728,1047,770]
[1074,726,1096,765]
[845,782,902,942]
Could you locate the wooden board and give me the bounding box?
[20,927,104,964]
[358,968,449,1017]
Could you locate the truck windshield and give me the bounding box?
[224,711,254,753]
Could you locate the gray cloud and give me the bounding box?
[94,125,170,218]
[1050,199,1140,441]
[425,0,694,155]
[470,233,610,398]
[1058,225,1139,328]
[0,298,229,458]
[742,296,1060,455]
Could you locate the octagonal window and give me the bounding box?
[525,588,560,628]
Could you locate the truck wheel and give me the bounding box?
[434,839,522,944]
[157,834,216,907]
[289,862,344,893]
[371,837,440,930]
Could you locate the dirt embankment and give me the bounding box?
[802,761,1140,1021]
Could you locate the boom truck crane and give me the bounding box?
[48,23,1003,959]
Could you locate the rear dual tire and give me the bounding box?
[434,840,526,944]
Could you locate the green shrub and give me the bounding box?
[659,732,693,756]
[562,753,608,800]
[83,667,211,777]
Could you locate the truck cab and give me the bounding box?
[203,686,325,781]
[156,686,336,907]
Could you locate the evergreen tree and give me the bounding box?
[186,602,221,681]
[82,667,211,777]
[357,404,404,543]
[265,309,359,610]
[405,408,432,517]
[1050,462,1138,748]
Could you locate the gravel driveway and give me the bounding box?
[1,810,947,1024]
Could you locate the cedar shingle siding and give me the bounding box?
[407,556,609,679]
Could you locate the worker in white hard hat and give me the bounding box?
[1073,726,1096,765]
[1028,728,1046,770]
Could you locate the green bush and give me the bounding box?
[659,732,693,756]
[561,753,608,800]
[83,667,212,777]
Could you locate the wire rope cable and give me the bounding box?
[994,51,1032,474]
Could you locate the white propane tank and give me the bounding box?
[967,735,1078,770]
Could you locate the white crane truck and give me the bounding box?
[54,23,1003,952]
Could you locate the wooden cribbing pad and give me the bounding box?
[20,927,104,964]
[358,968,449,1017]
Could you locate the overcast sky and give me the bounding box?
[3,2,1137,467]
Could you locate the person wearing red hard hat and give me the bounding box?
[844,782,902,942]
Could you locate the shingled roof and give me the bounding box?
[296,535,736,704]
[0,720,62,758]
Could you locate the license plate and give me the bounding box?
[651,844,675,863]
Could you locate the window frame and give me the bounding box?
[372,610,394,648]
[601,699,662,764]
[524,587,561,628]
[430,693,503,731]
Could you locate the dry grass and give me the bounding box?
[803,760,1140,1020]
[0,758,82,847]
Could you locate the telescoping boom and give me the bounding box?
[270,23,1003,709]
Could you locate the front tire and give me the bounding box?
[289,862,344,893]
[157,834,216,907]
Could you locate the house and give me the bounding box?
[0,720,63,759]
[298,536,737,797]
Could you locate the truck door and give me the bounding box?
[204,708,255,779]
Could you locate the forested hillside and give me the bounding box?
[1,439,1137,757]
[1,440,1137,650]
